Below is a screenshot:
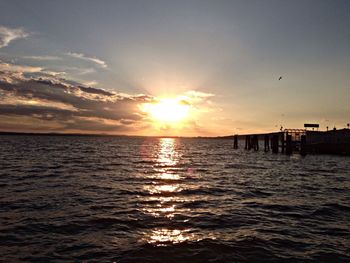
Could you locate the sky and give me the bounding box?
[0,0,349,136]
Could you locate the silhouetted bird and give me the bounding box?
[278,76,282,80]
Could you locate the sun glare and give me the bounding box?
[143,98,190,123]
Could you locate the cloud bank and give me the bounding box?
[0,26,29,48]
[0,58,216,135]
[0,61,153,134]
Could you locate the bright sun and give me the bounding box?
[142,98,190,123]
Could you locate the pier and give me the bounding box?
[233,127,350,156]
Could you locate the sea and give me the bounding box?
[0,135,349,262]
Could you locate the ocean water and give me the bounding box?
[0,135,349,262]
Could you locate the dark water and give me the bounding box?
[0,136,349,262]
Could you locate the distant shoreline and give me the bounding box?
[0,131,236,139]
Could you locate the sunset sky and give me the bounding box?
[0,0,349,136]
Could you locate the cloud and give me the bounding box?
[0,67,153,134]
[77,68,96,75]
[184,90,214,99]
[83,80,98,86]
[178,90,214,105]
[23,55,62,61]
[0,26,29,48]
[0,61,42,73]
[66,52,107,68]
[0,61,218,135]
[0,60,70,82]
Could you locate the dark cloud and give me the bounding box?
[78,86,114,96]
[0,104,74,119]
[62,118,132,132]
[0,70,154,134]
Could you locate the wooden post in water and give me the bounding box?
[264,135,270,152]
[253,135,259,151]
[233,135,238,149]
[245,135,250,150]
[281,132,285,153]
[300,135,307,156]
[286,134,292,155]
[272,134,279,153]
[270,135,274,150]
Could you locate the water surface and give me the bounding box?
[0,136,349,262]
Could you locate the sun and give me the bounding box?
[142,98,190,123]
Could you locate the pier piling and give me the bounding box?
[264,135,270,152]
[233,135,238,149]
[286,134,292,154]
[281,133,285,153]
[272,135,279,153]
[253,135,259,151]
[300,135,307,156]
[245,135,251,150]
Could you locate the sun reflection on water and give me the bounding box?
[146,229,195,246]
[140,138,196,245]
[158,172,181,180]
[143,184,182,195]
[156,138,179,166]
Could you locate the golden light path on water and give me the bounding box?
[141,138,199,246]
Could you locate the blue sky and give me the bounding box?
[0,0,349,135]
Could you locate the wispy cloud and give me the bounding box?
[66,52,107,68]
[77,68,96,75]
[179,90,215,104]
[0,26,29,48]
[23,55,62,61]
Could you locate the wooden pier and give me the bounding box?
[234,129,310,156]
[234,128,350,156]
